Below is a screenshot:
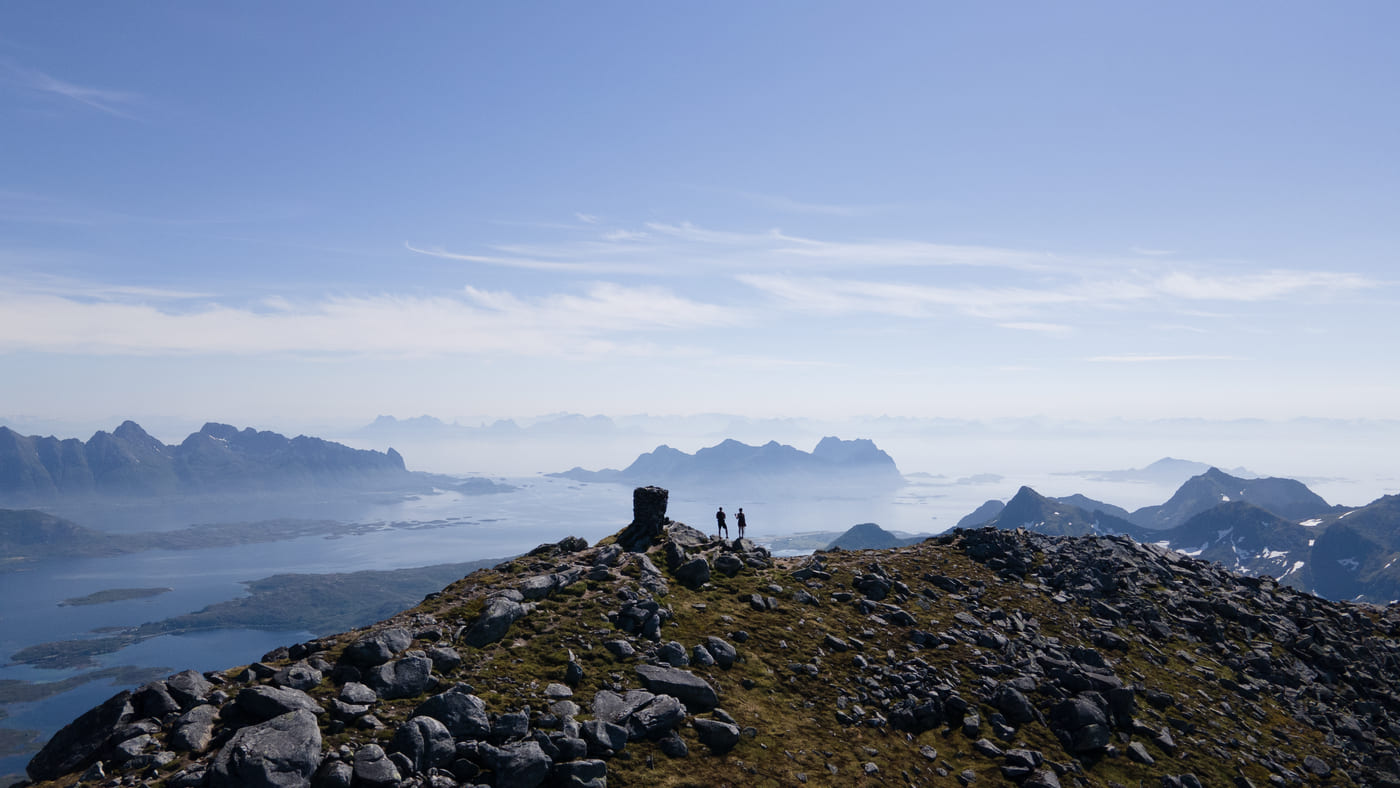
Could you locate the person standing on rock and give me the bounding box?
[716,506,728,538]
[736,508,747,538]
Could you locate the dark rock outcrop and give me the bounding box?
[26,690,134,782]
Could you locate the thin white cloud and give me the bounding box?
[642,221,787,246]
[769,236,1059,271]
[1153,271,1371,301]
[602,229,649,242]
[1131,247,1175,256]
[1085,355,1242,363]
[998,322,1073,335]
[404,243,657,275]
[575,213,600,224]
[0,282,744,357]
[0,273,212,301]
[737,274,1089,319]
[4,62,141,118]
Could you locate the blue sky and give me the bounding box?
[3,2,1398,433]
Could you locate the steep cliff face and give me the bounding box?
[25,487,1400,788]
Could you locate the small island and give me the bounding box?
[58,587,174,607]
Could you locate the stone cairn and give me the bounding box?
[617,486,670,552]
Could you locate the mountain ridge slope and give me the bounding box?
[22,486,1400,788]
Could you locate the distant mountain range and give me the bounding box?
[549,437,905,494]
[823,522,930,551]
[1066,456,1255,485]
[960,466,1400,603]
[354,413,637,441]
[0,421,420,504]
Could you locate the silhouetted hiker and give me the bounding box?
[736,508,747,538]
[716,506,728,538]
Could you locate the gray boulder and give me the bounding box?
[704,637,737,669]
[674,557,711,588]
[351,743,400,788]
[426,645,463,673]
[1048,697,1110,753]
[234,685,323,723]
[713,554,744,576]
[272,661,323,691]
[604,640,635,660]
[390,715,455,772]
[1024,769,1062,788]
[133,681,181,717]
[342,627,413,667]
[367,653,436,700]
[1127,741,1155,765]
[165,670,215,709]
[312,760,353,788]
[656,641,689,667]
[463,596,527,648]
[112,734,158,764]
[551,758,608,788]
[634,665,719,711]
[692,644,716,667]
[692,718,741,754]
[482,740,553,788]
[210,709,322,788]
[519,574,558,600]
[492,710,530,742]
[581,719,629,756]
[627,694,687,741]
[414,689,491,740]
[171,704,220,752]
[992,685,1035,724]
[592,690,655,725]
[340,682,378,704]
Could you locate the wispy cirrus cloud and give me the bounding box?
[998,322,1074,335]
[736,274,1084,319]
[0,273,212,302]
[0,279,743,357]
[735,265,1378,322]
[403,243,657,275]
[3,61,142,118]
[1154,270,1373,301]
[1085,354,1243,363]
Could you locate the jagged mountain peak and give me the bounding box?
[1128,466,1333,530]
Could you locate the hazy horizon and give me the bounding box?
[6,409,1395,511]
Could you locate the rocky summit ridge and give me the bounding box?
[22,486,1400,788]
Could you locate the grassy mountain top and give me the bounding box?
[24,489,1400,787]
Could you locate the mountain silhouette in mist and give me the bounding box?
[0,421,412,504]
